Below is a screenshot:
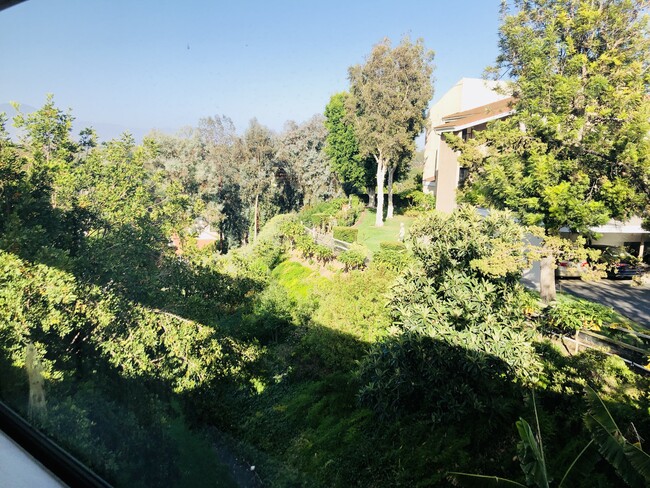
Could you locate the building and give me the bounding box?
[422,77,510,212]
[423,78,649,259]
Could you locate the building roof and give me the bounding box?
[197,226,219,241]
[434,97,515,132]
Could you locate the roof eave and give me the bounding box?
[434,110,515,133]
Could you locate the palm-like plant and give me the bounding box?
[450,387,650,487]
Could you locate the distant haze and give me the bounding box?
[0,102,175,143]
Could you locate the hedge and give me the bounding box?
[373,249,411,271]
[379,241,406,252]
[333,227,358,243]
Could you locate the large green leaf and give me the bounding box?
[448,472,527,487]
[584,385,650,488]
[516,418,549,488]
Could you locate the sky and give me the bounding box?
[0,0,503,140]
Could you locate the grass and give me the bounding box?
[354,209,416,252]
[271,260,327,302]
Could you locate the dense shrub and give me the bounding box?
[359,332,522,422]
[300,197,364,229]
[295,234,317,259]
[372,248,411,271]
[543,295,620,333]
[257,213,297,243]
[335,195,365,226]
[300,198,347,227]
[251,239,285,271]
[241,282,295,343]
[310,212,331,230]
[279,219,305,247]
[314,245,334,264]
[338,244,368,271]
[333,226,358,243]
[379,241,406,252]
[396,189,436,216]
[360,207,542,421]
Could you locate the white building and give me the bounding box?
[423,78,649,259]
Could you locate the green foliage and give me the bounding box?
[324,92,372,195]
[397,188,436,216]
[313,265,393,343]
[584,385,650,488]
[379,241,406,252]
[338,244,368,271]
[360,207,542,422]
[335,195,365,226]
[452,384,650,488]
[241,282,296,344]
[276,115,337,207]
[296,234,317,260]
[251,239,285,272]
[333,226,358,243]
[299,197,362,229]
[543,295,620,333]
[464,0,650,233]
[279,218,305,247]
[372,248,411,272]
[271,260,323,302]
[348,36,435,226]
[314,244,334,264]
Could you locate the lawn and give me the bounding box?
[354,209,416,252]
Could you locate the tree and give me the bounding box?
[239,119,276,242]
[457,0,650,302]
[348,37,434,226]
[359,206,541,421]
[277,115,337,208]
[323,92,374,200]
[196,115,246,250]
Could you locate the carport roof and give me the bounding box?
[560,216,649,234]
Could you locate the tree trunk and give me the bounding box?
[253,193,259,242]
[375,161,386,227]
[367,187,376,208]
[540,254,556,304]
[386,166,395,219]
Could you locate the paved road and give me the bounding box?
[557,279,650,328]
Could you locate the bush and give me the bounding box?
[335,195,365,226]
[310,212,331,230]
[252,239,285,271]
[543,295,620,333]
[280,219,305,247]
[296,235,317,259]
[379,241,406,252]
[333,227,358,243]
[373,248,411,271]
[338,244,368,271]
[396,189,436,216]
[300,198,347,227]
[315,245,334,264]
[257,213,297,243]
[242,282,295,343]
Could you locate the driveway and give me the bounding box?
[556,279,650,328]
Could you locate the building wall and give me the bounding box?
[435,137,460,213]
[423,78,508,198]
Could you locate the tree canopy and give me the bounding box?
[459,0,650,234]
[324,92,372,196]
[348,37,434,226]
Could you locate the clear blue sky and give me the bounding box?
[0,0,502,138]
